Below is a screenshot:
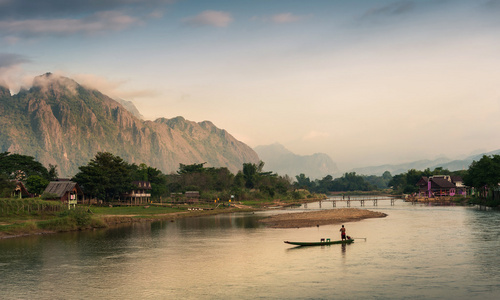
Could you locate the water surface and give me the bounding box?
[1,201,499,299]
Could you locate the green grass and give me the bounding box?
[89,205,185,216]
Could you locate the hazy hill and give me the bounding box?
[350,149,500,176]
[0,73,259,177]
[254,143,339,179]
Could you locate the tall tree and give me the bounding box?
[0,152,50,180]
[72,152,134,201]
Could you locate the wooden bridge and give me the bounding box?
[314,196,401,207]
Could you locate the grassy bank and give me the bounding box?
[0,193,326,239]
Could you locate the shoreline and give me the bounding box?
[0,199,382,239]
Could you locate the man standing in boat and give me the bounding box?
[340,225,346,240]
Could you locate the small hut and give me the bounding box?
[43,181,83,208]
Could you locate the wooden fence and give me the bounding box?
[0,199,64,216]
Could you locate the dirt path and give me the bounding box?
[259,208,387,228]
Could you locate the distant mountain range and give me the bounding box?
[350,149,500,176]
[0,73,259,177]
[254,143,500,179]
[254,143,339,179]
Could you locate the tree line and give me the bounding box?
[0,151,301,202]
[2,151,499,205]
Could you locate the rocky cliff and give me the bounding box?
[0,73,259,177]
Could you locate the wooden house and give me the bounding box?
[417,175,466,198]
[122,181,152,205]
[43,181,83,208]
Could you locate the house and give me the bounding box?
[185,191,200,203]
[170,191,200,203]
[417,175,466,198]
[43,181,83,208]
[11,180,29,199]
[122,181,152,205]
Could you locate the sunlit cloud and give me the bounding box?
[272,13,304,24]
[252,12,309,24]
[182,10,233,27]
[72,73,160,100]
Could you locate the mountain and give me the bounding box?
[429,149,500,171]
[254,143,339,179]
[115,98,144,120]
[350,157,453,176]
[0,73,259,177]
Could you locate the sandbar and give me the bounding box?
[259,208,387,228]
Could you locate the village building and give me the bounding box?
[417,175,467,198]
[43,181,83,208]
[122,181,152,205]
[11,180,29,199]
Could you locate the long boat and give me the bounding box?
[284,239,354,246]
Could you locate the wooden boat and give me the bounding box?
[284,238,354,246]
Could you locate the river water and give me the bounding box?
[1,200,499,299]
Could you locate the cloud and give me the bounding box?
[302,130,330,140]
[72,73,160,100]
[182,10,233,27]
[0,53,30,69]
[0,53,31,91]
[361,0,416,20]
[0,0,176,19]
[0,11,140,37]
[271,13,304,24]
[252,12,309,24]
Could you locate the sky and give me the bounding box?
[1,0,500,171]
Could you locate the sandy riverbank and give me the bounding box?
[259,208,387,228]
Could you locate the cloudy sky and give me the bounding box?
[1,0,500,170]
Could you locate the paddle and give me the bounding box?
[352,237,367,241]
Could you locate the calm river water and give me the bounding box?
[1,200,499,299]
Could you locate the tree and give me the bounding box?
[72,152,134,201]
[0,174,16,198]
[0,152,50,180]
[295,173,314,190]
[25,175,49,195]
[464,155,500,199]
[241,162,263,189]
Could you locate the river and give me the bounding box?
[1,200,499,299]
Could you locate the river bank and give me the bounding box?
[1,197,375,239]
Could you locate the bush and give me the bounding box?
[41,192,59,200]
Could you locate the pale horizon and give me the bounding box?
[1,0,500,171]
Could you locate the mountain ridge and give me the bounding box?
[0,73,259,177]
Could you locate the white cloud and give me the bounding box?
[182,10,233,27]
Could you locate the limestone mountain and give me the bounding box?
[254,143,339,179]
[0,73,259,177]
